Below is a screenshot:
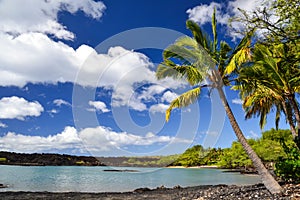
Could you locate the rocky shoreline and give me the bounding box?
[0,183,299,200]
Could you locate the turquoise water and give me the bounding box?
[0,165,260,192]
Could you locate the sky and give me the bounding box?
[0,0,290,157]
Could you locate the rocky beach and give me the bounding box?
[1,183,299,200]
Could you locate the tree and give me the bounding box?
[235,43,300,144]
[156,9,282,194]
[172,145,204,167]
[232,0,300,148]
[231,0,300,45]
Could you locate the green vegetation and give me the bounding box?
[0,157,7,162]
[275,140,300,183]
[172,145,204,167]
[113,129,296,171]
[218,129,294,168]
[171,145,223,167]
[75,160,85,165]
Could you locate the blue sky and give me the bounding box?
[0,0,289,157]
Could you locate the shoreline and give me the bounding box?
[166,165,219,169]
[0,183,298,200]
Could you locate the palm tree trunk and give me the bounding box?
[290,97,300,134]
[216,86,282,194]
[281,101,298,138]
[289,96,300,147]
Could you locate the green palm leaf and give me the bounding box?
[166,87,201,121]
[225,30,254,74]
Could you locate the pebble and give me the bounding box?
[0,183,299,200]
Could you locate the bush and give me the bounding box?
[75,160,85,165]
[275,140,300,183]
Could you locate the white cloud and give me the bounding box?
[138,85,166,102]
[0,126,82,153]
[0,96,44,120]
[149,104,169,114]
[186,2,229,25]
[0,0,107,87]
[161,91,177,103]
[0,32,79,87]
[80,126,174,152]
[228,0,261,16]
[227,0,264,39]
[232,98,243,105]
[88,101,110,113]
[0,122,7,128]
[0,0,106,40]
[0,31,182,111]
[186,0,265,39]
[53,99,71,107]
[0,126,189,153]
[0,0,184,112]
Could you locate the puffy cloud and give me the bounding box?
[186,2,229,25]
[227,0,264,39]
[161,91,177,103]
[0,96,44,120]
[186,0,263,39]
[228,0,261,15]
[0,126,81,152]
[0,0,106,40]
[0,32,80,87]
[0,30,181,111]
[53,99,71,107]
[138,85,166,102]
[79,126,174,152]
[232,98,243,105]
[0,0,183,112]
[149,104,169,114]
[0,0,107,87]
[0,126,189,153]
[88,101,110,113]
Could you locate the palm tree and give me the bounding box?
[235,43,300,143]
[156,10,282,194]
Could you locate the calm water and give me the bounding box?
[0,165,260,192]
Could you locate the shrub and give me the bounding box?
[275,140,300,183]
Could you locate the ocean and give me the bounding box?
[0,165,260,192]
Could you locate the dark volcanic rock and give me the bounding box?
[0,183,299,200]
[103,169,139,172]
[0,151,105,166]
[134,187,151,193]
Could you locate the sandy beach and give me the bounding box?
[166,165,219,169]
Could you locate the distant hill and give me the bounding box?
[0,151,104,166]
[0,151,178,167]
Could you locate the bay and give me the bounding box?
[0,165,260,192]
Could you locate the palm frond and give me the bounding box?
[174,36,199,50]
[225,30,254,75]
[212,7,218,54]
[186,20,210,51]
[163,45,198,65]
[166,87,201,121]
[156,63,181,80]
